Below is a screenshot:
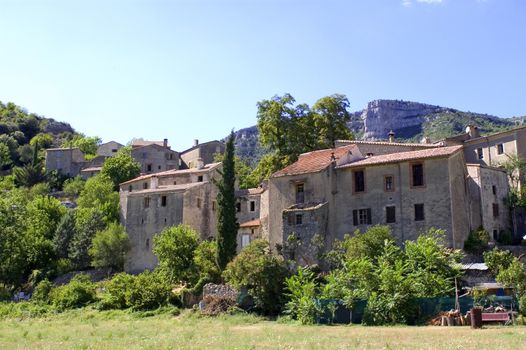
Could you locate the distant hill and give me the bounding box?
[0,101,78,170]
[231,99,525,164]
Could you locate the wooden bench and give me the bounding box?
[481,312,511,325]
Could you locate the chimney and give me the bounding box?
[196,158,204,170]
[193,139,199,147]
[465,125,480,139]
[163,138,168,148]
[388,130,395,143]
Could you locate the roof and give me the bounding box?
[46,147,81,151]
[336,139,440,148]
[239,218,261,228]
[235,188,265,197]
[180,140,224,155]
[126,182,205,196]
[336,145,463,169]
[272,145,358,178]
[120,162,221,186]
[80,167,102,172]
[131,140,167,147]
[131,143,177,153]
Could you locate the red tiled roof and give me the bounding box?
[119,162,221,186]
[336,145,463,169]
[239,218,261,228]
[272,145,358,178]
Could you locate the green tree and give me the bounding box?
[53,210,77,259]
[77,174,119,223]
[216,131,239,270]
[13,142,45,187]
[89,223,130,272]
[312,94,354,148]
[0,142,12,169]
[69,209,106,270]
[100,147,140,189]
[63,176,86,197]
[194,239,221,284]
[29,133,54,149]
[483,248,515,277]
[223,239,289,315]
[153,225,200,285]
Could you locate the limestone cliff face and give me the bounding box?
[358,100,452,140]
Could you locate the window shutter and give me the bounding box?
[353,210,358,226]
[366,208,372,225]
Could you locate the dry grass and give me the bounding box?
[0,309,525,349]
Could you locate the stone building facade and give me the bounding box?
[45,147,86,176]
[180,140,225,169]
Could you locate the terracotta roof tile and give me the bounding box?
[120,162,221,186]
[272,145,358,178]
[336,145,463,169]
[239,218,261,228]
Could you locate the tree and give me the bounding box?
[62,135,101,158]
[483,248,515,277]
[69,209,106,270]
[53,210,77,259]
[89,223,130,272]
[100,147,140,190]
[0,142,12,169]
[312,94,354,148]
[256,94,296,156]
[223,239,289,315]
[216,131,239,270]
[194,239,221,284]
[153,225,200,285]
[77,174,119,223]
[63,176,86,197]
[13,142,45,187]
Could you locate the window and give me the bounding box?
[353,208,372,225]
[353,170,365,193]
[241,234,250,248]
[497,144,504,155]
[161,196,167,207]
[287,213,294,226]
[296,183,305,204]
[493,230,498,240]
[366,152,374,157]
[158,165,161,170]
[384,175,394,192]
[147,164,152,172]
[249,201,255,212]
[212,201,216,211]
[197,198,202,209]
[197,175,203,182]
[143,182,148,189]
[386,206,396,223]
[111,149,118,153]
[492,185,497,195]
[144,197,150,208]
[295,214,303,225]
[477,148,483,160]
[236,202,241,212]
[411,163,424,187]
[414,204,424,221]
[145,238,149,249]
[173,181,177,185]
[128,185,133,192]
[493,203,499,217]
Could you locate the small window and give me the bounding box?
[236,202,241,212]
[411,163,424,187]
[493,230,498,240]
[296,183,305,204]
[173,181,177,185]
[158,165,161,170]
[241,234,250,248]
[212,201,216,211]
[493,203,499,217]
[295,214,303,225]
[197,198,202,209]
[249,201,255,212]
[287,213,294,226]
[497,144,504,155]
[492,185,497,195]
[386,206,396,223]
[366,152,374,157]
[111,149,118,153]
[414,204,424,221]
[170,153,174,160]
[145,238,149,249]
[197,175,203,182]
[144,197,150,208]
[143,182,148,189]
[384,175,394,192]
[128,185,133,192]
[161,196,167,207]
[477,148,483,160]
[353,170,365,193]
[353,208,372,225]
[147,164,152,172]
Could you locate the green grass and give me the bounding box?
[0,309,525,349]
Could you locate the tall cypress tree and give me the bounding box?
[216,131,239,270]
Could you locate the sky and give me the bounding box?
[1,0,525,150]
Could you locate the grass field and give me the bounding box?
[1,309,525,349]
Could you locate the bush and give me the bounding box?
[497,230,514,245]
[98,272,135,310]
[63,176,85,198]
[464,227,490,253]
[223,239,289,315]
[284,267,321,325]
[362,292,415,326]
[483,248,515,276]
[125,271,171,311]
[32,279,54,304]
[519,294,526,317]
[51,273,97,310]
[89,223,130,271]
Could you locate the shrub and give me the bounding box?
[483,248,515,276]
[98,273,135,310]
[32,279,54,304]
[89,223,130,271]
[519,294,526,317]
[51,273,97,310]
[125,271,171,311]
[223,239,289,315]
[284,267,321,324]
[464,227,490,253]
[497,230,513,245]
[63,176,85,198]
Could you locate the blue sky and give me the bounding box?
[0,0,525,150]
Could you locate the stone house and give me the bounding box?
[130,140,180,175]
[96,141,124,157]
[45,147,86,177]
[179,140,225,169]
[235,187,268,252]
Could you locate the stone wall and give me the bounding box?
[131,145,179,174]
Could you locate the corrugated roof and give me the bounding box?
[272,145,358,178]
[336,145,463,169]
